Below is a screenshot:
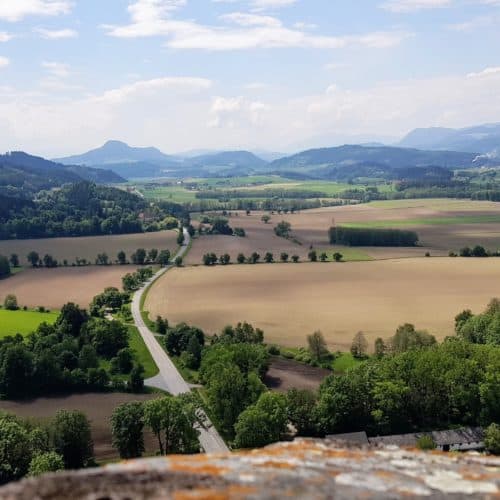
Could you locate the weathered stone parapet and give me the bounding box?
[1,439,499,499]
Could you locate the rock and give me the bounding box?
[1,439,499,499]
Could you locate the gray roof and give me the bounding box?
[327,432,369,445]
[368,427,484,447]
[431,427,484,446]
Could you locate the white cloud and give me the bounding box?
[251,0,297,9]
[35,28,78,39]
[0,32,13,42]
[467,66,500,78]
[208,95,269,128]
[106,0,411,51]
[0,56,9,68]
[0,0,72,22]
[42,61,70,78]
[381,0,452,12]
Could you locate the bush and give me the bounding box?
[268,345,280,355]
[416,435,436,451]
[28,452,64,476]
[4,294,18,311]
[0,255,11,279]
[484,423,500,455]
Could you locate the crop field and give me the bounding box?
[0,309,58,338]
[0,267,137,310]
[0,393,161,461]
[186,199,500,263]
[145,259,500,351]
[0,230,177,266]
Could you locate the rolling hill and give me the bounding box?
[399,123,500,154]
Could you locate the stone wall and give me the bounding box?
[1,439,499,499]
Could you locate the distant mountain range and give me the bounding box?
[399,123,500,155]
[0,151,124,198]
[55,141,269,178]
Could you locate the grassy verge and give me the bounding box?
[128,325,159,378]
[0,308,58,338]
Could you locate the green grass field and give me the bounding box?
[316,247,373,262]
[0,309,58,337]
[332,353,365,373]
[128,325,159,379]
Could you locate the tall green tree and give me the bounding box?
[111,402,145,459]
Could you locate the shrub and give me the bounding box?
[484,423,500,455]
[416,435,436,451]
[4,294,18,311]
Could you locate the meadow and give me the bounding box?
[0,230,177,266]
[145,259,500,351]
[0,267,137,310]
[0,309,58,337]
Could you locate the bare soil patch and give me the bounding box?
[146,259,500,350]
[0,266,137,310]
[188,200,500,263]
[0,230,177,266]
[264,357,330,392]
[0,393,160,461]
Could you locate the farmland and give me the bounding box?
[185,198,500,263]
[0,230,178,267]
[0,309,58,337]
[145,259,500,351]
[0,266,137,310]
[0,393,161,461]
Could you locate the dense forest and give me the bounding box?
[329,226,419,247]
[0,182,184,240]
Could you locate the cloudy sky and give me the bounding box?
[0,0,499,157]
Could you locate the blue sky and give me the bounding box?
[0,0,499,157]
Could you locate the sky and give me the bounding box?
[0,0,500,157]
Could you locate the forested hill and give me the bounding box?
[0,151,124,198]
[267,145,484,181]
[0,181,182,240]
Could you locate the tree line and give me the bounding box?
[329,226,419,247]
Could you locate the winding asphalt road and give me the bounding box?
[131,229,229,454]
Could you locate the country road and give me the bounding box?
[131,228,229,454]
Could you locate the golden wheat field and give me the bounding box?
[146,259,500,350]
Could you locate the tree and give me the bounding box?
[143,396,200,455]
[186,335,202,369]
[234,392,288,448]
[219,322,264,344]
[9,254,19,268]
[237,253,246,264]
[28,452,64,476]
[158,249,171,267]
[390,324,436,354]
[203,253,217,266]
[249,252,260,264]
[351,332,368,359]
[4,294,18,311]
[43,254,57,268]
[484,423,500,455]
[156,316,168,335]
[264,252,274,263]
[280,252,289,263]
[472,245,487,257]
[95,253,109,266]
[0,256,10,279]
[117,250,127,265]
[111,402,145,459]
[374,337,386,358]
[165,323,205,357]
[131,248,147,265]
[78,345,98,370]
[274,221,291,238]
[27,251,40,267]
[129,364,145,393]
[287,389,318,437]
[177,231,185,246]
[219,254,231,265]
[319,252,328,262]
[308,250,317,262]
[0,414,32,483]
[52,410,94,469]
[114,348,134,374]
[261,215,271,224]
[307,331,329,361]
[291,255,300,263]
[89,319,128,358]
[333,252,343,262]
[175,256,183,267]
[0,345,33,398]
[148,248,158,263]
